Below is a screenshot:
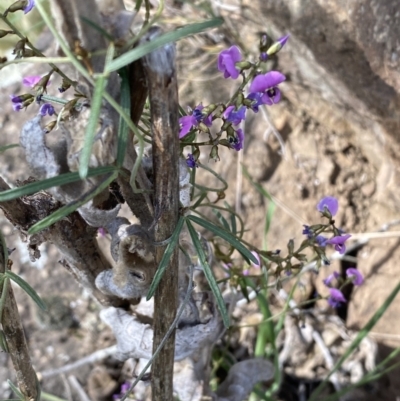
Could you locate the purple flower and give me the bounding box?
[346,268,364,286]
[327,288,347,308]
[179,104,212,139]
[10,94,23,103]
[22,75,41,87]
[218,45,242,79]
[39,103,55,116]
[302,225,312,238]
[327,234,351,254]
[249,71,286,105]
[224,105,247,125]
[186,153,197,168]
[229,128,244,151]
[246,92,264,112]
[317,196,339,216]
[315,235,328,247]
[12,102,23,111]
[323,271,340,287]
[24,0,35,14]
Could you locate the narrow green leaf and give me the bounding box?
[146,216,185,300]
[186,219,230,328]
[7,380,24,400]
[0,329,9,353]
[230,212,237,236]
[188,215,258,265]
[5,270,47,311]
[134,0,143,11]
[28,172,118,235]
[80,16,114,41]
[0,166,117,202]
[0,143,19,153]
[79,74,108,179]
[107,18,223,72]
[116,68,131,167]
[212,209,230,232]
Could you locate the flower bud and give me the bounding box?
[266,34,290,56]
[235,61,252,70]
[43,120,57,134]
[209,145,220,161]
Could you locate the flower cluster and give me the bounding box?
[303,196,352,256]
[323,268,364,308]
[180,34,288,168]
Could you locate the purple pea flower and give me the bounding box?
[10,94,23,103]
[24,0,35,14]
[249,71,286,105]
[327,288,347,308]
[179,104,212,139]
[346,268,364,286]
[326,234,351,254]
[317,196,339,216]
[322,271,340,287]
[315,235,328,247]
[229,128,244,151]
[224,105,247,125]
[218,45,242,79]
[246,92,264,112]
[186,153,197,168]
[22,75,41,87]
[12,102,23,111]
[39,103,55,116]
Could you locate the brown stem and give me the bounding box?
[0,177,128,308]
[1,245,39,400]
[142,27,180,400]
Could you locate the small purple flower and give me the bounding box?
[246,92,264,112]
[327,288,347,308]
[217,45,242,79]
[39,103,55,116]
[317,196,339,216]
[98,227,106,237]
[10,94,23,103]
[346,268,364,286]
[179,104,212,139]
[327,234,351,255]
[186,153,197,168]
[266,34,290,56]
[315,235,328,247]
[24,0,35,14]
[302,225,312,238]
[22,75,41,87]
[12,102,23,111]
[224,105,247,125]
[322,271,340,287]
[249,71,286,105]
[229,128,244,151]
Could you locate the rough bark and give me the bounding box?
[142,27,180,401]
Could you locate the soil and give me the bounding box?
[1,1,400,400]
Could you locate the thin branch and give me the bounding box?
[141,27,180,401]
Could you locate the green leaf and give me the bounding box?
[79,73,109,179]
[0,166,117,202]
[80,16,114,41]
[146,216,185,300]
[0,329,9,353]
[116,68,131,167]
[186,219,230,328]
[212,209,230,232]
[187,215,258,265]
[7,380,24,400]
[107,18,223,72]
[0,143,19,153]
[5,270,47,311]
[28,172,118,235]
